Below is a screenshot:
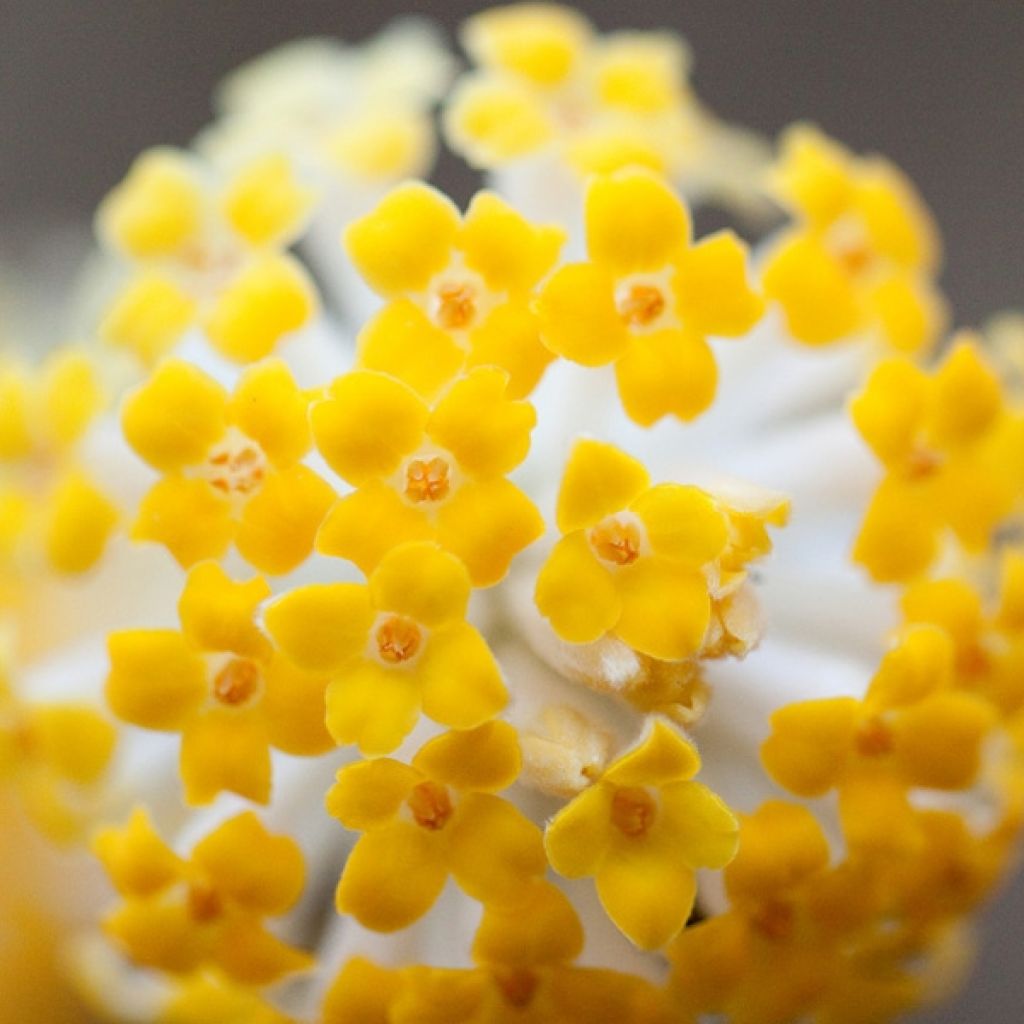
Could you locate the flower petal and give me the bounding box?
[603,720,700,787]
[326,660,422,756]
[263,653,334,757]
[227,359,311,467]
[178,561,271,659]
[412,720,521,793]
[544,782,614,878]
[370,541,471,628]
[180,709,272,805]
[556,438,650,533]
[536,262,628,366]
[132,476,234,568]
[672,231,763,337]
[659,781,740,869]
[467,299,555,399]
[630,483,728,567]
[326,758,420,831]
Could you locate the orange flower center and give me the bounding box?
[407,780,454,830]
[828,217,876,278]
[375,615,423,665]
[855,716,894,758]
[206,438,267,496]
[186,883,224,923]
[750,898,796,942]
[495,968,540,1009]
[589,517,643,566]
[212,658,262,707]
[404,456,451,503]
[435,282,478,331]
[617,283,666,328]
[611,786,658,838]
[904,445,943,480]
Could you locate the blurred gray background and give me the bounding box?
[1,1,1022,1021]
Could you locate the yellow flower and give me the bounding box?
[121,358,334,573]
[544,718,739,950]
[312,368,543,586]
[535,439,782,661]
[0,348,118,576]
[97,148,317,363]
[850,337,1024,582]
[536,169,763,425]
[762,124,945,352]
[94,808,311,985]
[106,561,334,805]
[158,973,296,1024]
[345,182,564,400]
[265,542,508,755]
[326,720,544,930]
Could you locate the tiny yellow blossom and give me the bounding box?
[851,337,1024,582]
[326,720,543,930]
[106,561,334,804]
[158,973,296,1024]
[266,542,508,754]
[94,808,311,985]
[762,124,945,352]
[97,148,317,363]
[121,358,334,573]
[545,718,739,950]
[345,182,565,400]
[536,169,763,425]
[312,368,543,586]
[535,439,783,661]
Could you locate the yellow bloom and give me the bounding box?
[851,337,1024,582]
[312,368,543,586]
[762,124,945,351]
[536,169,763,425]
[545,719,739,950]
[121,358,334,572]
[266,542,508,754]
[535,439,783,661]
[326,720,543,930]
[158,973,296,1024]
[97,148,317,363]
[106,561,334,804]
[345,182,564,400]
[94,808,311,985]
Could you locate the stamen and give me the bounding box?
[205,436,267,496]
[404,456,451,503]
[212,658,261,707]
[855,716,894,758]
[905,446,943,480]
[750,899,796,942]
[617,283,666,328]
[434,282,478,331]
[589,517,643,566]
[375,615,423,665]
[407,780,454,830]
[186,883,224,923]
[610,786,657,838]
[495,968,540,1009]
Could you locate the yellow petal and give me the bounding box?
[427,366,536,477]
[369,541,471,628]
[435,478,543,587]
[927,338,1003,449]
[615,558,711,661]
[221,153,315,247]
[631,483,727,567]
[203,254,316,363]
[536,262,628,366]
[594,839,697,949]
[417,622,508,730]
[672,231,763,337]
[853,477,938,583]
[321,957,404,1024]
[412,720,521,793]
[178,561,271,658]
[214,918,313,987]
[30,703,116,784]
[849,356,929,467]
[585,170,690,276]
[771,125,855,227]
[315,483,432,575]
[336,821,448,931]
[264,583,373,673]
[855,160,939,270]
[132,476,234,568]
[227,359,310,467]
[760,697,859,797]
[311,371,428,485]
[603,720,700,787]
[103,899,214,975]
[659,781,740,869]
[867,273,945,355]
[556,438,650,534]
[235,465,335,575]
[344,182,460,296]
[93,807,184,898]
[357,299,465,402]
[447,792,546,903]
[192,811,305,914]
[326,758,420,831]
[180,709,271,805]
[121,360,227,472]
[614,330,718,426]
[544,782,615,877]
[44,471,119,574]
[466,299,555,399]
[100,274,197,364]
[326,660,422,756]
[106,629,207,730]
[262,653,334,757]
[460,191,564,293]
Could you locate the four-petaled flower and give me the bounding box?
[544,718,739,950]
[326,720,544,930]
[345,181,565,400]
[537,168,763,425]
[106,561,334,804]
[265,541,508,754]
[93,808,311,985]
[122,358,335,572]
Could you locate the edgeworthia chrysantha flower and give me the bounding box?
[2,5,1023,1023]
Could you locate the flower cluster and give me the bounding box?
[3,5,1024,1024]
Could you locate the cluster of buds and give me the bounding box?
[2,6,1023,1024]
